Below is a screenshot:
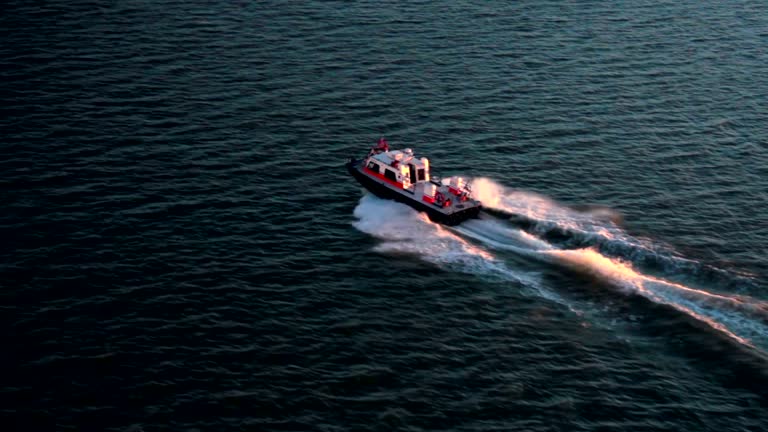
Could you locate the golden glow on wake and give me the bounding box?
[596,227,617,241]
[356,191,766,351]
[548,247,755,347]
[548,248,643,286]
[517,229,554,251]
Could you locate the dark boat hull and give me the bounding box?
[347,160,481,226]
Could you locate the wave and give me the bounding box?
[467,178,768,351]
[456,211,768,352]
[353,194,524,282]
[547,247,768,349]
[352,194,566,307]
[352,182,768,354]
[471,177,759,291]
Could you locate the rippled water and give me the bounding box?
[4,1,768,430]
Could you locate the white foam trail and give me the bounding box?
[547,248,768,349]
[351,194,575,304]
[471,177,762,291]
[459,214,768,349]
[353,194,525,282]
[457,218,554,252]
[352,190,768,352]
[471,177,648,247]
[467,179,768,350]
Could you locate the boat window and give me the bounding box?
[384,169,397,182]
[367,161,379,172]
[417,168,425,181]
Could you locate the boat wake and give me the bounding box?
[471,177,758,291]
[352,180,768,355]
[352,194,563,305]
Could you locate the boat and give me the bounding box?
[347,138,482,225]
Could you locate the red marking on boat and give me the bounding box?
[363,167,403,189]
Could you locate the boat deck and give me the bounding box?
[351,162,480,216]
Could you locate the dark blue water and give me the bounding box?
[4,1,768,430]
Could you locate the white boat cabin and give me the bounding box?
[363,148,430,192]
[362,145,473,208]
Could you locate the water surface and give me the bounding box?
[3,1,768,430]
